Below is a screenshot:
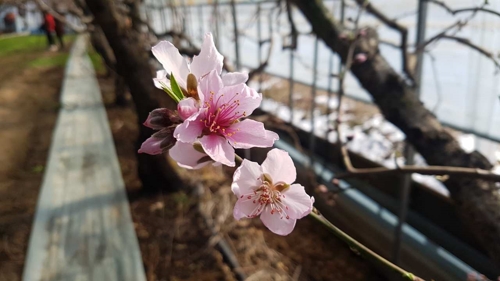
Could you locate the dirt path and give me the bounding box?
[0,36,70,281]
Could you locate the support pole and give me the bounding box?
[393,0,428,264]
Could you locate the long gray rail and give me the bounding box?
[23,35,146,281]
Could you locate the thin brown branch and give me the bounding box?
[354,0,414,83]
[416,19,500,72]
[428,0,500,18]
[438,35,500,71]
[416,20,464,51]
[335,2,364,171]
[379,39,401,49]
[334,165,500,182]
[283,0,298,50]
[248,35,274,81]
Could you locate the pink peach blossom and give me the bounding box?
[171,70,278,167]
[231,149,314,236]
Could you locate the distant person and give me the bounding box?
[3,12,16,33]
[54,16,65,49]
[42,11,57,51]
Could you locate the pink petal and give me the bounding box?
[281,184,314,219]
[153,70,169,89]
[152,41,189,89]
[199,134,235,167]
[260,205,297,236]
[169,141,212,169]
[261,149,296,184]
[217,83,262,117]
[138,136,163,155]
[199,69,223,102]
[231,159,262,197]
[177,97,199,120]
[233,196,262,220]
[190,33,223,79]
[226,119,278,149]
[222,72,248,86]
[173,111,204,143]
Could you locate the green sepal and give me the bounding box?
[169,72,185,103]
[162,85,180,103]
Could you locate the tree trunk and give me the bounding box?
[85,0,181,192]
[292,0,500,266]
[89,26,128,106]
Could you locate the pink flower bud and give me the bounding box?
[354,53,367,64]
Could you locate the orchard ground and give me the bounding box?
[0,34,383,281]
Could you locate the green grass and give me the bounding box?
[0,34,77,70]
[88,50,106,75]
[0,35,47,57]
[29,53,70,68]
[0,34,104,73]
[0,34,76,58]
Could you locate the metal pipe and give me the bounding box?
[288,51,295,124]
[327,0,345,141]
[198,4,203,40]
[257,3,262,92]
[214,0,221,50]
[309,37,320,166]
[231,0,241,70]
[160,0,167,32]
[393,0,428,264]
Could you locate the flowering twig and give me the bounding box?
[308,209,423,281]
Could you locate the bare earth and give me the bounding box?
[0,43,67,280]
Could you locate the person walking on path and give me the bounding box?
[42,11,57,51]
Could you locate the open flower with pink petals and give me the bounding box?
[231,149,314,236]
[171,69,279,167]
[142,32,278,167]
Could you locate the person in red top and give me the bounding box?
[42,11,56,50]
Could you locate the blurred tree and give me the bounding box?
[81,0,182,192]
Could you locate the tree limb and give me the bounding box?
[335,165,500,182]
[291,0,500,267]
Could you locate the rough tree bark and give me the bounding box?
[89,26,128,106]
[85,0,181,192]
[291,0,500,266]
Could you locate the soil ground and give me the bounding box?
[0,35,73,281]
